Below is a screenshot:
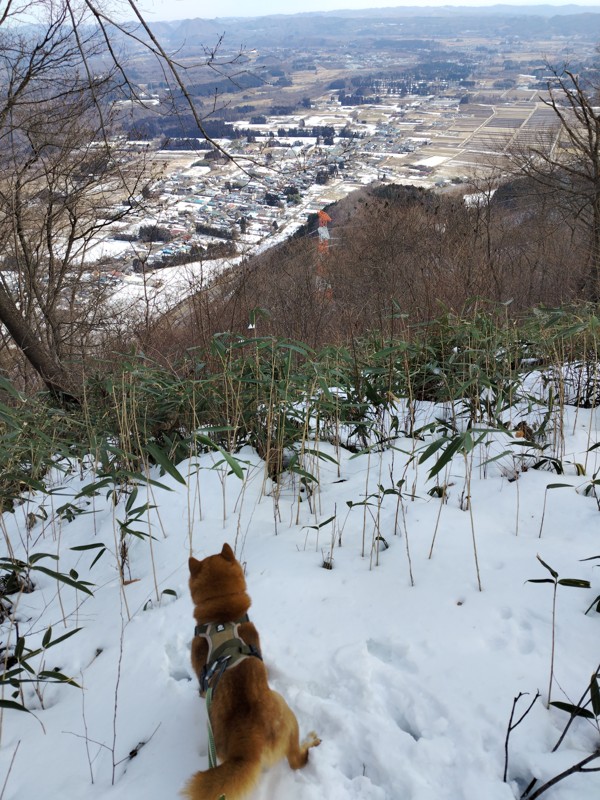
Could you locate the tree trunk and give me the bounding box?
[0,284,79,404]
[590,195,600,302]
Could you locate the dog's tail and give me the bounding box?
[182,757,262,800]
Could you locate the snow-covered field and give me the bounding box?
[107,257,239,317]
[1,398,600,800]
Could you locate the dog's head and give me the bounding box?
[188,543,250,621]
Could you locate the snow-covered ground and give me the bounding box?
[107,257,240,317]
[1,398,600,800]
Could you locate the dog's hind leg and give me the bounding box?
[284,709,321,770]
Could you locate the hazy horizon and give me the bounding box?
[136,1,600,22]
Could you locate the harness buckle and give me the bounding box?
[200,654,231,695]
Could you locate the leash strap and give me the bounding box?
[205,686,218,769]
[205,688,226,800]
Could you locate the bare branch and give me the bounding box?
[524,749,600,800]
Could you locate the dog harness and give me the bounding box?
[194,614,262,696]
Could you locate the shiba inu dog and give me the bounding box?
[183,543,320,800]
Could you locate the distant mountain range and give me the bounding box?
[143,6,600,51]
[300,5,600,16]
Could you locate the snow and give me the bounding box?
[84,238,138,263]
[414,155,449,168]
[1,394,600,800]
[108,257,240,316]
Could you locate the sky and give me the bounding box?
[136,1,600,22]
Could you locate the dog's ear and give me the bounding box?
[221,543,235,562]
[189,556,202,576]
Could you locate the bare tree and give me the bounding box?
[0,0,249,402]
[511,61,600,300]
[0,5,147,399]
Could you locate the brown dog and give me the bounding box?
[183,543,320,800]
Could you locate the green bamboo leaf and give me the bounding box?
[70,543,106,552]
[480,450,513,467]
[0,374,24,399]
[248,307,270,326]
[305,515,336,530]
[373,345,400,358]
[418,436,450,465]
[42,627,81,650]
[14,637,25,660]
[18,659,35,675]
[0,699,30,713]
[196,426,237,436]
[37,670,80,686]
[145,442,187,485]
[533,458,564,473]
[28,552,58,564]
[550,701,595,719]
[128,504,156,518]
[593,596,600,614]
[71,542,107,569]
[215,448,244,479]
[427,437,465,480]
[196,434,245,479]
[32,566,94,596]
[278,341,312,356]
[463,431,474,452]
[536,555,558,579]
[557,579,591,588]
[289,465,319,484]
[591,674,600,717]
[527,578,556,584]
[428,486,445,498]
[42,626,52,648]
[1,668,24,682]
[125,486,139,514]
[304,448,339,465]
[76,477,115,496]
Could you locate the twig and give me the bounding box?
[504,691,541,782]
[80,672,94,784]
[523,749,600,800]
[111,619,126,785]
[114,722,162,767]
[62,730,113,752]
[547,581,557,708]
[0,739,20,800]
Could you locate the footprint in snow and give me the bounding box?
[366,638,418,673]
[365,639,450,741]
[165,637,194,682]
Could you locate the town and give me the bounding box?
[89,6,600,304]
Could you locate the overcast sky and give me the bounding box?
[136,1,600,22]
